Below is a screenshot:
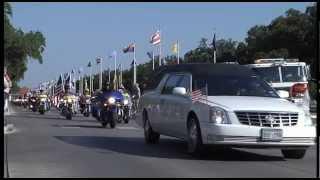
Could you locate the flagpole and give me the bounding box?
[152,50,155,71]
[159,29,162,66]
[120,64,122,84]
[177,40,180,64]
[108,67,111,83]
[90,64,92,95]
[114,52,117,90]
[133,43,137,84]
[99,57,102,90]
[213,32,216,64]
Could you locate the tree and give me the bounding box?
[4,2,46,92]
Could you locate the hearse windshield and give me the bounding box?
[193,75,279,98]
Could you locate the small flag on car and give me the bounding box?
[191,86,207,102]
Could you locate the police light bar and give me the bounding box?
[254,58,299,64]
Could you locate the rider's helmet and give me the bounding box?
[103,82,111,92]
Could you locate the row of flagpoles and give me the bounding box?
[38,30,216,98]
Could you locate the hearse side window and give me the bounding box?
[162,74,182,94]
[177,75,191,94]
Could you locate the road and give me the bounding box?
[4,105,318,178]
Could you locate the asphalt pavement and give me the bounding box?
[4,105,319,178]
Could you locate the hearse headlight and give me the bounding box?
[304,112,314,126]
[209,106,230,124]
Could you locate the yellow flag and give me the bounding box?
[172,42,178,54]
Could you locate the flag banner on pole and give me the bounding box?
[55,74,64,96]
[211,33,216,51]
[131,60,137,67]
[78,67,83,74]
[123,43,135,53]
[147,51,153,59]
[96,57,102,64]
[150,30,161,45]
[87,61,92,67]
[63,73,69,81]
[172,42,178,54]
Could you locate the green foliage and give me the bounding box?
[238,4,317,77]
[4,2,46,89]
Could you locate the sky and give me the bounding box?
[9,2,311,88]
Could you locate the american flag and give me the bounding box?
[55,74,64,96]
[150,30,161,45]
[191,86,207,102]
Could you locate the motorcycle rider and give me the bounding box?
[28,91,38,111]
[119,84,132,123]
[131,83,141,114]
[79,88,91,113]
[37,89,48,111]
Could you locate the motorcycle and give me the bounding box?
[29,97,37,112]
[90,96,100,120]
[61,96,74,120]
[38,97,47,115]
[83,98,91,117]
[99,91,124,128]
[119,97,131,124]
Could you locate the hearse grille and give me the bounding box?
[235,111,298,127]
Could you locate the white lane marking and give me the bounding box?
[60,126,81,128]
[116,126,140,130]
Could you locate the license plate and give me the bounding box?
[260,129,283,142]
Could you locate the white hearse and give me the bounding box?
[136,63,315,159]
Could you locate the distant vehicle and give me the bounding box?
[246,58,311,113]
[137,63,315,159]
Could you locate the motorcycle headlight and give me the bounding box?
[209,106,230,124]
[108,97,116,104]
[123,99,129,105]
[31,99,36,102]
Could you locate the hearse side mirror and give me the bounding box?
[277,90,289,99]
[173,87,187,96]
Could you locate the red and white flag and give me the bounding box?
[150,30,161,45]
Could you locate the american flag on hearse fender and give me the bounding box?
[191,86,207,103]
